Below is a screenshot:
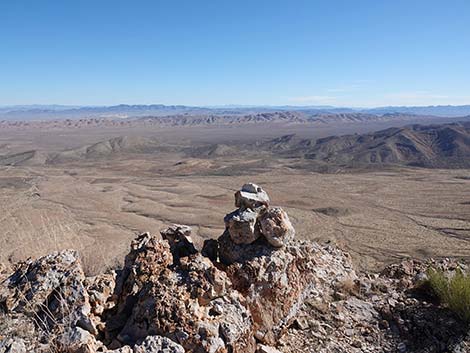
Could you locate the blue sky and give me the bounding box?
[1,0,469,107]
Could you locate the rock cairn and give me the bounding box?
[223,183,294,248]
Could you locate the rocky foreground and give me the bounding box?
[0,184,469,353]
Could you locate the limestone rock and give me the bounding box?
[56,327,101,353]
[0,338,26,353]
[133,335,184,353]
[0,250,94,335]
[5,183,441,353]
[224,208,261,244]
[235,183,270,210]
[218,230,274,265]
[224,240,320,345]
[259,207,295,248]
[107,232,256,353]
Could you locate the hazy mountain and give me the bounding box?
[364,105,470,117]
[2,104,470,121]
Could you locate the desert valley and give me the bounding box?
[1,107,470,353]
[3,1,470,351]
[0,110,469,274]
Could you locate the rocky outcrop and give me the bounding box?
[106,231,256,352]
[0,250,119,352]
[0,250,95,336]
[216,184,317,344]
[1,183,469,353]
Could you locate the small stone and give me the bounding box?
[201,238,219,261]
[235,183,270,210]
[224,208,261,244]
[57,327,100,353]
[295,317,310,330]
[414,272,428,283]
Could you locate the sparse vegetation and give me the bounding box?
[427,267,470,323]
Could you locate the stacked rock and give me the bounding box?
[224,183,295,248]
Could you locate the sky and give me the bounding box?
[0,0,469,107]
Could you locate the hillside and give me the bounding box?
[0,150,49,166]
[50,136,164,163]
[261,122,470,169]
[1,121,470,171]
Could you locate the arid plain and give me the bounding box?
[1,118,469,274]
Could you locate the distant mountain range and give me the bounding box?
[1,104,470,120]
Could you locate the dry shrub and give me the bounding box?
[427,267,470,323]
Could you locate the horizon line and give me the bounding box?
[1,103,470,110]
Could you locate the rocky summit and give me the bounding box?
[1,184,470,353]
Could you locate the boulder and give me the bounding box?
[0,250,94,335]
[259,207,295,247]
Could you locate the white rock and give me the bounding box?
[259,207,295,247]
[133,336,185,353]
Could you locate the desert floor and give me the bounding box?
[1,123,469,273]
